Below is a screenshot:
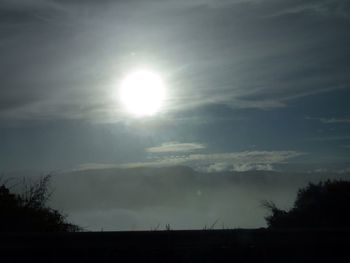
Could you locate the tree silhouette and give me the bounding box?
[264,180,350,228]
[0,175,81,232]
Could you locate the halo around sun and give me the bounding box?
[119,70,166,117]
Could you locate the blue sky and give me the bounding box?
[1,0,350,173]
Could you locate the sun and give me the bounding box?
[119,70,166,117]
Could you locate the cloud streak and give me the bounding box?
[306,116,350,124]
[308,135,350,141]
[84,150,304,172]
[146,142,206,153]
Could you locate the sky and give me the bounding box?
[1,0,350,230]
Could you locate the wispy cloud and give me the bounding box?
[266,0,350,19]
[75,163,118,171]
[146,142,205,153]
[307,135,350,141]
[306,116,350,124]
[1,0,349,122]
[117,150,304,172]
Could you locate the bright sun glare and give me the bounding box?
[119,70,166,117]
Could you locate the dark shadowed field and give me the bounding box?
[1,229,349,263]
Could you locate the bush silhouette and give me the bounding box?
[0,175,81,232]
[264,180,350,228]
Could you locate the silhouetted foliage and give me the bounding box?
[264,180,350,228]
[0,175,81,232]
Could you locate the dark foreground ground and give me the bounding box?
[1,229,349,263]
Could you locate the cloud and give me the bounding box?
[306,116,350,124]
[266,0,350,19]
[232,163,274,172]
[231,99,287,109]
[205,162,274,172]
[205,162,232,172]
[116,150,304,172]
[307,135,350,141]
[75,163,118,171]
[146,142,206,153]
[0,0,66,24]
